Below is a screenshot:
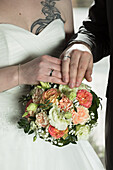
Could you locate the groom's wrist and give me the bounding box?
[68,41,91,51]
[65,42,92,56]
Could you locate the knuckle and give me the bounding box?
[56,72,61,78]
[72,49,79,54]
[51,77,55,82]
[79,64,86,71]
[83,51,89,56]
[70,63,77,69]
[39,61,44,67]
[36,75,41,80]
[41,55,47,60]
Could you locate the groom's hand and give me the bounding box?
[60,43,93,88]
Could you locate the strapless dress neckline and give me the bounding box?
[0,19,63,37]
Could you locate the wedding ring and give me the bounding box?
[49,69,54,77]
[63,55,71,60]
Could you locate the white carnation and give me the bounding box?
[49,105,71,130]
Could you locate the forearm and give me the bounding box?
[0,65,19,92]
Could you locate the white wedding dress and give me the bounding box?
[0,19,104,170]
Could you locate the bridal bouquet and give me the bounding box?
[18,82,101,147]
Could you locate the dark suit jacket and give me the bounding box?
[70,1,113,169]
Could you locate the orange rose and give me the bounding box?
[58,95,73,112]
[48,125,68,139]
[76,89,93,108]
[72,106,90,125]
[41,88,60,104]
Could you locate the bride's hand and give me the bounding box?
[60,44,93,88]
[19,55,66,85]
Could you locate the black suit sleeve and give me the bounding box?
[69,0,110,62]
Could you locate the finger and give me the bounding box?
[61,57,70,83]
[85,59,93,82]
[37,75,67,85]
[47,69,62,79]
[47,62,61,71]
[69,50,81,88]
[76,52,91,87]
[49,76,67,85]
[42,55,62,65]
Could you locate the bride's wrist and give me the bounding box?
[18,64,26,85]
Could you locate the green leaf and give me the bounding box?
[33,136,37,142]
[90,90,101,109]
[29,116,36,121]
[39,103,45,107]
[36,85,42,89]
[45,100,50,104]
[27,103,37,112]
[22,112,28,118]
[48,103,53,106]
[73,105,77,112]
[18,118,29,126]
[40,82,50,89]
[19,94,32,103]
[28,130,34,135]
[24,124,30,133]
[57,96,62,100]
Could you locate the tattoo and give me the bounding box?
[31,0,65,35]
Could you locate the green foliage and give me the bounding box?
[19,94,32,104]
[18,118,30,133]
[33,136,37,142]
[28,130,34,135]
[89,90,102,127]
[22,112,28,118]
[53,134,77,147]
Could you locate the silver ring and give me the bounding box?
[63,55,71,60]
[49,69,54,77]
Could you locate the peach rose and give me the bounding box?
[72,106,90,125]
[48,125,68,139]
[32,88,44,104]
[35,111,49,128]
[76,89,93,108]
[41,88,60,104]
[58,95,73,112]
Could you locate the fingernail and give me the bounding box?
[69,83,74,88]
[76,82,79,87]
[63,77,68,83]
